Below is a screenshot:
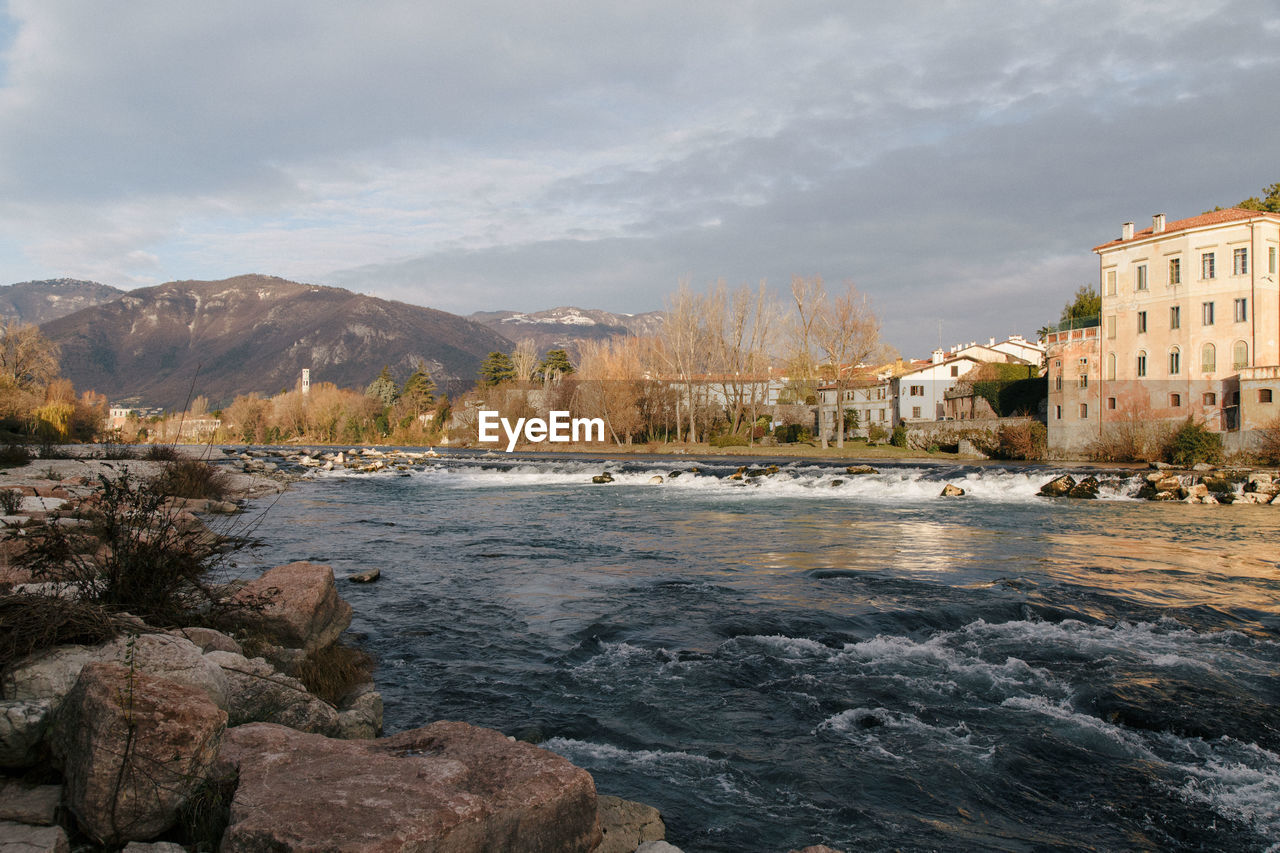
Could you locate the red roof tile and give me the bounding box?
[1093,208,1280,251]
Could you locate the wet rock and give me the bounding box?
[232,561,352,653]
[0,821,69,853]
[51,663,226,844]
[830,479,844,487]
[666,471,681,479]
[939,484,965,497]
[845,465,878,475]
[649,475,664,484]
[1038,474,1076,497]
[744,468,769,478]
[1240,491,1275,505]
[203,651,340,735]
[0,779,60,825]
[348,568,381,583]
[0,699,53,768]
[1182,483,1209,503]
[1067,476,1100,499]
[592,473,614,484]
[596,795,666,853]
[215,720,601,853]
[1201,476,1235,495]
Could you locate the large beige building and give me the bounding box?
[1048,207,1280,455]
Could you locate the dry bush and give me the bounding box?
[143,444,181,461]
[295,642,375,704]
[1257,414,1280,465]
[154,459,231,500]
[0,592,119,674]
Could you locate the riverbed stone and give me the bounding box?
[1038,474,1075,497]
[0,779,60,825]
[232,561,352,653]
[51,662,226,844]
[1067,476,1100,499]
[0,821,69,853]
[596,795,665,853]
[203,650,340,735]
[348,568,381,583]
[0,699,53,768]
[215,720,601,853]
[940,484,965,497]
[592,473,614,484]
[845,465,878,475]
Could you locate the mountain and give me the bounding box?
[469,306,665,359]
[0,278,125,325]
[41,275,513,408]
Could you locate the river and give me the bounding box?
[235,452,1280,852]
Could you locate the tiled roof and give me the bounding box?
[1093,208,1280,251]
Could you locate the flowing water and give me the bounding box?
[236,452,1280,852]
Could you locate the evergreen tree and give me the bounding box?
[366,365,400,406]
[401,367,436,414]
[479,351,516,386]
[1238,182,1280,213]
[537,348,574,381]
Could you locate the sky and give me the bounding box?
[0,1,1277,355]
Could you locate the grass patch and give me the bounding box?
[0,592,120,675]
[0,488,22,514]
[295,642,375,705]
[143,444,181,461]
[174,769,238,852]
[154,459,231,500]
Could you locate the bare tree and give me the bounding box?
[0,321,60,392]
[511,339,540,384]
[659,280,710,443]
[813,281,881,448]
[785,276,826,446]
[708,280,776,440]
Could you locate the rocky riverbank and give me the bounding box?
[2,448,856,853]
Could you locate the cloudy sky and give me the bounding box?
[0,1,1276,353]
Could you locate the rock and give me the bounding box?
[596,795,666,853]
[0,699,53,768]
[98,634,228,709]
[0,780,60,825]
[649,475,664,484]
[51,663,226,844]
[256,644,306,677]
[336,683,383,739]
[744,468,769,478]
[1240,492,1275,505]
[1067,476,1100,499]
[636,843,684,853]
[1,645,103,705]
[1183,483,1209,502]
[666,471,681,479]
[204,651,340,735]
[1192,462,1214,472]
[232,561,353,653]
[592,473,614,484]
[0,821,69,853]
[829,479,844,487]
[1202,476,1235,495]
[1038,474,1076,497]
[845,465,878,475]
[167,626,242,656]
[348,568,381,583]
[940,484,965,497]
[121,843,188,853]
[215,721,601,853]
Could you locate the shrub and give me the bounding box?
[0,489,22,514]
[1257,415,1280,465]
[96,440,138,460]
[1162,418,1223,467]
[154,459,231,500]
[0,592,120,674]
[867,425,888,444]
[709,433,749,447]
[995,421,1047,460]
[295,642,376,705]
[890,425,908,447]
[0,445,31,468]
[773,423,811,443]
[143,444,181,461]
[13,468,246,627]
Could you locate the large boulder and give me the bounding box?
[50,663,226,844]
[1067,476,1100,499]
[939,484,965,497]
[216,721,601,853]
[233,562,352,653]
[0,699,53,768]
[203,650,340,735]
[0,821,69,853]
[1038,474,1075,497]
[0,779,60,825]
[336,683,383,740]
[1,645,103,704]
[596,795,665,853]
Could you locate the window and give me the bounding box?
[1107,397,1116,410]
[1079,403,1088,418]
[1260,389,1274,404]
[1170,305,1181,329]
[909,385,924,396]
[1271,246,1277,274]
[1137,350,1147,377]
[1055,375,1063,391]
[1169,257,1181,285]
[1135,264,1148,291]
[1079,357,1088,367]
[1233,340,1249,370]
[1055,405,1062,420]
[1106,352,1116,381]
[1202,302,1214,326]
[950,365,958,377]
[1169,346,1181,375]
[878,409,885,421]
[1105,269,1116,296]
[1078,374,1088,388]
[1234,298,1247,322]
[1170,393,1182,407]
[1106,315,1116,339]
[1137,311,1147,333]
[1203,392,1217,406]
[1202,252,1215,279]
[1201,343,1216,373]
[911,406,921,419]
[1233,247,1248,275]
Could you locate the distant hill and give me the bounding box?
[41,274,513,408]
[0,278,125,325]
[469,306,665,359]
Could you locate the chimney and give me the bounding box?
[931,348,945,364]
[1152,213,1166,233]
[988,337,995,346]
[1122,221,1134,241]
